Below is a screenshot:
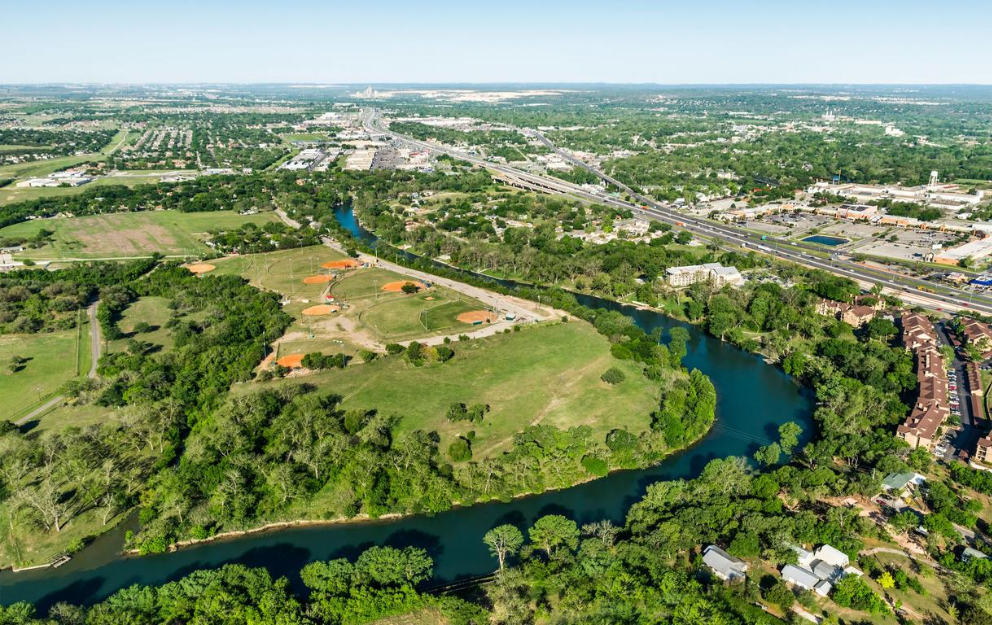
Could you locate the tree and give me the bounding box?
[355,546,433,587]
[778,421,803,455]
[529,515,579,559]
[400,282,420,294]
[448,437,472,462]
[877,571,895,590]
[484,525,524,571]
[600,367,626,384]
[754,442,782,467]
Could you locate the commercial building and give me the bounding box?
[934,237,992,266]
[666,263,743,288]
[807,177,984,212]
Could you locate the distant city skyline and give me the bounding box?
[4,0,992,85]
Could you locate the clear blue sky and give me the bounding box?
[4,0,991,84]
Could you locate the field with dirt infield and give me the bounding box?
[248,320,660,462]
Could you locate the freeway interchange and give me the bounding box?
[363,109,992,316]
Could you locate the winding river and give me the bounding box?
[0,207,814,610]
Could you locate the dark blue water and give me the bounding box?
[0,207,814,610]
[802,235,848,246]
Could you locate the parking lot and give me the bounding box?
[854,228,959,262]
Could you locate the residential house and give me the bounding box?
[702,545,748,582]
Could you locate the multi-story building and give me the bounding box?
[896,313,949,451]
[666,263,743,288]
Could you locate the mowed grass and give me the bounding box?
[254,321,659,460]
[0,210,278,260]
[0,330,81,421]
[0,174,199,206]
[361,293,482,341]
[0,154,96,181]
[212,246,353,300]
[108,296,175,354]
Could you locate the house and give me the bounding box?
[963,547,989,562]
[780,544,859,597]
[897,313,949,451]
[702,545,747,581]
[781,564,832,597]
[881,472,927,493]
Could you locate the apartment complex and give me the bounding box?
[666,263,743,288]
[896,313,949,451]
[815,298,878,327]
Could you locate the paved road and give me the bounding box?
[365,108,992,316]
[14,302,101,426]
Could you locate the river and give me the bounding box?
[0,206,814,610]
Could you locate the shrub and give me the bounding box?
[763,580,795,610]
[601,367,626,385]
[448,437,472,462]
[581,455,609,477]
[385,343,405,355]
[359,349,379,363]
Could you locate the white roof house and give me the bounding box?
[782,564,820,591]
[702,545,747,581]
[813,545,849,568]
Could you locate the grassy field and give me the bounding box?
[0,329,81,421]
[0,154,97,182]
[214,249,491,355]
[212,246,353,299]
[0,175,174,206]
[107,296,175,354]
[0,210,278,260]
[252,321,659,460]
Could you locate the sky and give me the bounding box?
[4,0,992,84]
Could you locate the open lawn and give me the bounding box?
[0,329,82,421]
[107,296,175,354]
[0,175,188,206]
[0,210,278,260]
[253,320,659,460]
[212,245,353,300]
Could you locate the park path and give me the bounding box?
[15,302,101,426]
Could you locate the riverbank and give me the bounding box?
[121,423,715,557]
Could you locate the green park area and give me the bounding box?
[0,209,278,260]
[256,320,659,461]
[0,328,84,423]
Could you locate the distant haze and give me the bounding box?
[4,0,992,84]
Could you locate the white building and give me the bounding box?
[666,263,744,288]
[702,545,748,582]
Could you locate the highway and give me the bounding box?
[363,108,992,316]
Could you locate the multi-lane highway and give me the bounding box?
[364,109,992,315]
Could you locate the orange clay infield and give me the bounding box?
[276,354,305,368]
[185,263,216,274]
[302,275,335,284]
[321,259,362,270]
[457,310,497,324]
[302,304,340,316]
[381,280,427,292]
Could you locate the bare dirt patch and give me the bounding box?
[185,263,216,274]
[302,304,340,316]
[381,280,427,292]
[276,354,305,368]
[456,310,497,324]
[302,275,335,284]
[321,259,362,270]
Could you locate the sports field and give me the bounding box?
[0,210,278,260]
[255,321,659,460]
[0,330,82,421]
[215,249,494,357]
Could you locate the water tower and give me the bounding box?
[928,170,939,191]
